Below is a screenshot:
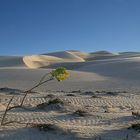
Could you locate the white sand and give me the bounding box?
[23,51,85,68]
[0,50,140,139]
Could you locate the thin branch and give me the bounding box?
[38,73,50,84]
[1,73,55,126]
[20,76,54,106]
[1,96,14,125]
[7,105,23,111]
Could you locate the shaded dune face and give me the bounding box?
[0,56,25,67]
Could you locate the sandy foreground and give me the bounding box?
[0,51,140,140]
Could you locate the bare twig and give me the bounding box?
[1,67,69,126]
[20,76,54,106]
[38,73,50,84]
[1,74,54,126]
[1,96,14,125]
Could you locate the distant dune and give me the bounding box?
[86,51,116,61]
[1,50,140,140]
[22,50,140,69]
[47,51,85,60]
[0,50,140,91]
[21,50,140,91]
[0,50,140,70]
[23,55,63,69]
[23,51,85,68]
[68,50,89,59]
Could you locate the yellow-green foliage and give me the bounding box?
[50,67,69,81]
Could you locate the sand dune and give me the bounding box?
[85,51,117,61]
[1,51,140,69]
[23,50,117,68]
[23,55,63,68]
[23,51,85,68]
[47,51,85,60]
[119,52,140,55]
[68,50,89,59]
[23,50,140,69]
[0,51,140,139]
[90,50,114,55]
[0,51,140,90]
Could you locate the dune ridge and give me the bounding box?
[22,50,140,69]
[23,51,85,68]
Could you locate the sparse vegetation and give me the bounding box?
[31,123,60,131]
[47,98,64,105]
[1,67,69,125]
[66,94,76,96]
[36,102,48,109]
[50,67,69,82]
[132,111,140,118]
[27,123,69,135]
[44,94,56,98]
[92,95,98,98]
[71,90,81,93]
[128,123,140,132]
[37,98,65,110]
[73,109,88,117]
[84,91,95,95]
[106,91,118,96]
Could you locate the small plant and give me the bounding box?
[132,111,140,118]
[73,109,88,117]
[106,91,118,96]
[38,124,57,131]
[27,123,62,131]
[47,98,64,105]
[66,94,76,96]
[1,67,69,125]
[71,90,81,93]
[92,95,98,98]
[44,94,56,98]
[37,98,65,110]
[50,67,69,82]
[36,102,48,109]
[34,124,59,131]
[128,123,140,132]
[20,67,69,106]
[84,91,95,95]
[27,123,68,134]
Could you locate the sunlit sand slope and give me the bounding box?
[23,51,85,68]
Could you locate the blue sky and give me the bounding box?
[0,0,140,55]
